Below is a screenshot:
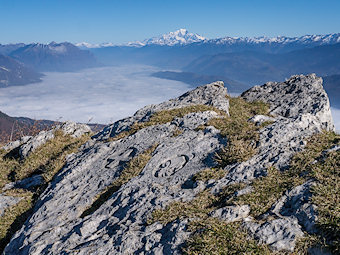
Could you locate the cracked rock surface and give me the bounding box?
[244,217,304,252]
[4,84,228,255]
[210,74,334,251]
[3,76,335,254]
[210,205,250,223]
[3,121,91,159]
[93,81,229,141]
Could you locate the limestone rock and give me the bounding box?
[11,121,91,159]
[2,136,31,152]
[0,194,23,216]
[93,81,229,141]
[3,75,335,254]
[58,121,92,138]
[3,175,45,191]
[213,74,334,192]
[19,130,55,158]
[248,114,276,126]
[210,205,250,223]
[241,74,334,131]
[244,218,304,251]
[270,180,317,233]
[4,111,226,254]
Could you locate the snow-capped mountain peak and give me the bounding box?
[75,31,340,49]
[139,28,206,46]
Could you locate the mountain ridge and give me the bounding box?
[75,30,340,49]
[9,42,100,72]
[0,54,42,87]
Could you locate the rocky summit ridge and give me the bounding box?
[1,74,338,254]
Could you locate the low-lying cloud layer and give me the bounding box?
[0,66,192,124]
[0,66,339,132]
[331,107,340,133]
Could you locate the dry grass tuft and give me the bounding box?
[0,130,90,187]
[204,97,270,166]
[235,131,339,253]
[0,130,90,252]
[290,131,339,253]
[183,219,274,255]
[108,105,226,142]
[192,168,226,183]
[0,190,33,251]
[234,166,305,217]
[149,186,275,254]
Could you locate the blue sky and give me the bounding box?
[1,0,339,44]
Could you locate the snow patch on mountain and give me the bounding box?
[75,30,340,49]
[75,42,115,49]
[76,29,206,48]
[0,66,10,72]
[211,33,340,45]
[48,44,67,53]
[139,28,206,46]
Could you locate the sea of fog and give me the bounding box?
[0,65,339,132]
[0,65,192,124]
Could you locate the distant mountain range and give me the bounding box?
[184,42,340,84]
[78,29,340,49]
[0,29,340,107]
[0,42,101,86]
[9,42,99,72]
[0,54,42,87]
[86,30,340,69]
[76,29,206,48]
[128,28,206,47]
[0,43,25,55]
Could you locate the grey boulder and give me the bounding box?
[12,121,91,159]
